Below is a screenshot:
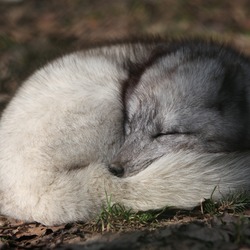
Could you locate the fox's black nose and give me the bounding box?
[109,163,124,177]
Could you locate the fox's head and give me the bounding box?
[109,42,250,177]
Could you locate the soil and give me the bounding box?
[0,0,250,249]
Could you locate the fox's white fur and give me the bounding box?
[0,40,249,225]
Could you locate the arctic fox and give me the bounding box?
[0,39,249,226]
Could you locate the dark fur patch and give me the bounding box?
[118,38,250,137]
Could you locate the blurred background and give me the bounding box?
[1,0,250,111]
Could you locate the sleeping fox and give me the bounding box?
[0,39,249,225]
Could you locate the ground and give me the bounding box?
[0,0,250,249]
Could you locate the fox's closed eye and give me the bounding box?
[152,131,192,139]
[152,131,179,138]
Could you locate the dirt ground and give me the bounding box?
[0,0,250,249]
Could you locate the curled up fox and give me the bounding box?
[0,38,249,226]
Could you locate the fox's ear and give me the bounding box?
[216,63,248,114]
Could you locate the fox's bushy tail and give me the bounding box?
[13,151,249,225]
